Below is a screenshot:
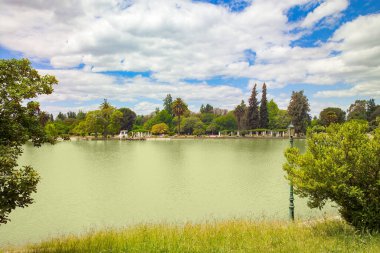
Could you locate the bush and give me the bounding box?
[60,134,71,140]
[151,123,169,135]
[283,121,380,231]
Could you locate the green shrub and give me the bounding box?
[283,121,380,231]
[151,123,169,135]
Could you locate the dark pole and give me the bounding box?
[289,135,295,221]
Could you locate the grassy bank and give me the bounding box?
[3,220,380,253]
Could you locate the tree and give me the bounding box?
[213,112,237,131]
[76,110,86,120]
[283,121,380,231]
[267,99,280,129]
[367,99,376,119]
[56,112,66,121]
[206,122,219,134]
[234,100,246,131]
[347,100,367,121]
[163,94,173,115]
[193,122,206,136]
[44,122,58,141]
[67,111,76,119]
[172,98,188,134]
[118,108,136,131]
[151,123,169,135]
[200,113,215,125]
[319,107,346,126]
[246,83,259,129]
[259,83,268,128]
[287,90,310,134]
[276,110,291,129]
[200,104,213,114]
[0,58,57,224]
[182,116,203,134]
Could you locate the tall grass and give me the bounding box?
[3,219,380,253]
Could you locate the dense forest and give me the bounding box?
[41,84,380,139]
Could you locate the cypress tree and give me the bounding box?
[246,83,260,129]
[259,83,268,128]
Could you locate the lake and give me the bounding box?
[0,139,336,246]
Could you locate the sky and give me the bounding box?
[0,0,379,116]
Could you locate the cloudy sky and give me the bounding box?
[1,0,379,115]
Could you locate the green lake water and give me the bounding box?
[0,139,336,246]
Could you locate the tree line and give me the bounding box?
[42,85,379,139]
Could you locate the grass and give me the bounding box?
[3,219,380,253]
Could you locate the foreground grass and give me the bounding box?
[4,220,380,253]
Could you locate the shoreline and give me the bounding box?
[69,136,306,141]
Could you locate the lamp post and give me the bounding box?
[287,123,295,221]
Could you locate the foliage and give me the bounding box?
[206,122,219,134]
[44,122,58,141]
[56,112,66,121]
[199,113,215,125]
[182,117,204,134]
[0,58,57,224]
[200,104,214,114]
[118,108,136,131]
[151,123,169,135]
[234,100,246,131]
[347,100,367,121]
[283,121,380,231]
[246,83,259,129]
[319,107,346,126]
[287,90,310,134]
[267,99,280,130]
[18,220,380,253]
[213,112,237,131]
[163,94,173,115]
[259,83,268,128]
[172,98,188,134]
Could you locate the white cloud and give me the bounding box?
[300,0,348,28]
[37,68,244,112]
[0,0,379,112]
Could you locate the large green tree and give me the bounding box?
[246,84,259,129]
[0,58,58,224]
[213,112,237,131]
[118,108,136,131]
[267,99,280,129]
[283,121,380,231]
[347,100,367,121]
[234,100,246,131]
[287,90,310,134]
[84,102,123,137]
[172,98,188,134]
[319,107,346,126]
[259,83,268,128]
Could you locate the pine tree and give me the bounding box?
[246,84,260,129]
[259,83,268,128]
[163,94,173,115]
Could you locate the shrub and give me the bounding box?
[283,121,380,231]
[151,123,169,135]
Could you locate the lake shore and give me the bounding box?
[3,219,379,253]
[69,135,306,141]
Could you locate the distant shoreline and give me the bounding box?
[68,135,306,141]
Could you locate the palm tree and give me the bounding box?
[172,98,188,134]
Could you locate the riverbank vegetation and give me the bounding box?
[4,220,380,253]
[43,85,379,140]
[284,121,380,231]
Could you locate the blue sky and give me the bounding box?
[0,0,379,115]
